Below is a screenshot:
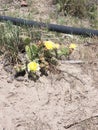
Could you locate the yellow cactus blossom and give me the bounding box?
[44,41,60,50]
[44,41,55,50]
[27,61,40,72]
[69,43,77,49]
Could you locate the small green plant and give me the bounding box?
[0,22,42,64]
[14,38,77,80]
[1,22,20,63]
[0,22,77,81]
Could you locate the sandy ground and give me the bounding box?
[0,57,98,130]
[0,0,98,130]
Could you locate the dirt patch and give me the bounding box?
[0,43,98,130]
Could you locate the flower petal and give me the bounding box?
[27,61,40,72]
[44,41,55,50]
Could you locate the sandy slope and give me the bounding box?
[0,58,98,130]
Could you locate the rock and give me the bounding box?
[15,83,21,88]
[7,78,13,83]
[7,75,14,83]
[16,76,24,82]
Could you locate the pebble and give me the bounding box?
[7,75,14,83]
[16,76,24,82]
[15,83,21,88]
[7,78,13,83]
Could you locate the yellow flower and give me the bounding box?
[27,61,40,72]
[69,44,77,49]
[54,43,60,49]
[44,41,60,50]
[44,41,55,50]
